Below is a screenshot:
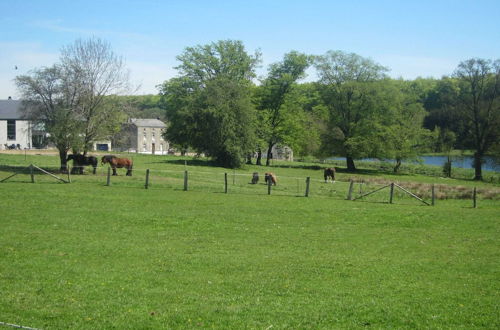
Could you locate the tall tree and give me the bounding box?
[160,40,260,168]
[158,77,198,154]
[16,65,79,171]
[314,51,388,171]
[60,38,129,154]
[16,38,129,170]
[256,51,311,165]
[453,58,500,180]
[374,80,432,172]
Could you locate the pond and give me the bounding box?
[330,155,499,172]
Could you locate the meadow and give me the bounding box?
[0,152,499,329]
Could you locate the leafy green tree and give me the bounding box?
[453,58,500,180]
[373,80,432,172]
[159,40,261,168]
[314,51,388,171]
[158,77,198,154]
[292,83,325,158]
[191,77,257,167]
[255,51,311,165]
[423,77,466,150]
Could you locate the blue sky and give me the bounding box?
[1,0,499,98]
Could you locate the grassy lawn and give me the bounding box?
[0,152,499,328]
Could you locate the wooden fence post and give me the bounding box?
[184,170,188,191]
[267,177,272,195]
[233,170,236,185]
[431,184,435,206]
[473,187,477,208]
[224,173,228,193]
[305,177,310,197]
[389,183,394,204]
[30,164,34,183]
[347,180,354,200]
[106,167,111,186]
[145,169,150,189]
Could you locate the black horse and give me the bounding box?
[324,167,336,182]
[67,154,98,174]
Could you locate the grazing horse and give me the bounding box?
[67,154,98,174]
[324,167,336,182]
[251,172,259,184]
[265,172,277,185]
[101,155,133,176]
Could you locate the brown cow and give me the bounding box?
[324,167,336,182]
[265,172,277,185]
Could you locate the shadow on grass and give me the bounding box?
[152,158,217,167]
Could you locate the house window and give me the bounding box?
[7,120,16,140]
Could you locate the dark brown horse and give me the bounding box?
[101,155,133,176]
[251,172,259,184]
[324,167,336,182]
[265,172,277,185]
[67,154,98,174]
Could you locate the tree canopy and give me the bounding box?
[160,40,260,167]
[314,50,389,171]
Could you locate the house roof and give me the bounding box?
[0,99,23,120]
[130,118,166,128]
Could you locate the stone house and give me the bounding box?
[115,118,169,154]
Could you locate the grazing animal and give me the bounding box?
[67,154,98,174]
[101,155,133,176]
[251,172,259,184]
[324,167,336,182]
[264,172,277,185]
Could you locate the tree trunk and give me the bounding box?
[473,152,483,181]
[393,158,402,173]
[346,156,356,172]
[256,148,262,166]
[59,149,68,173]
[246,153,253,165]
[265,142,274,166]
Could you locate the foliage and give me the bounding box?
[159,40,260,167]
[314,51,389,171]
[373,80,434,172]
[255,51,311,165]
[189,77,257,168]
[453,58,500,180]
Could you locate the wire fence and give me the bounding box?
[1,164,499,207]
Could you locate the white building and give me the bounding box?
[0,99,38,150]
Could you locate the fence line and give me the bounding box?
[1,163,495,206]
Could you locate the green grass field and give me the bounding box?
[0,152,499,329]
